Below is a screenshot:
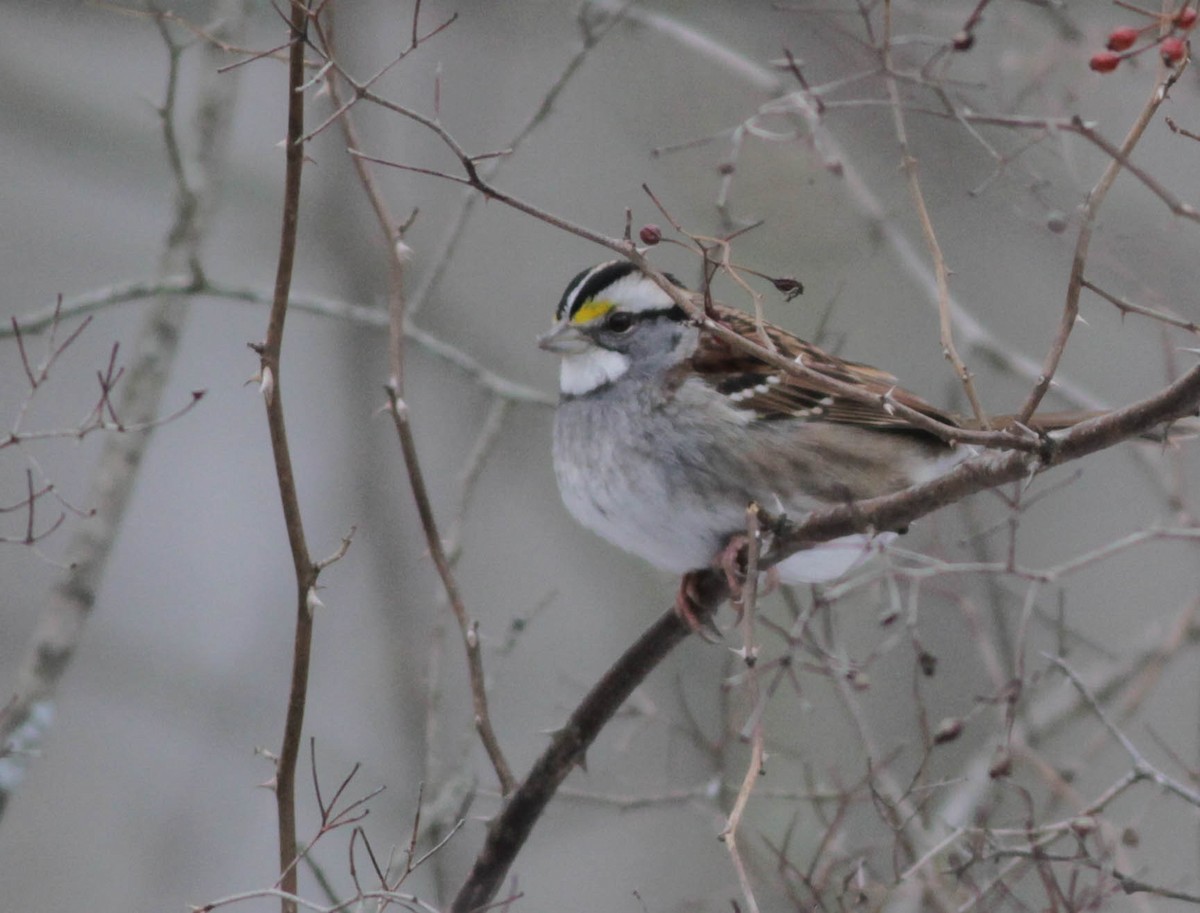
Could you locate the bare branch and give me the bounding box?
[1016,67,1186,422]
[0,0,246,818]
[258,4,326,910]
[384,388,516,796]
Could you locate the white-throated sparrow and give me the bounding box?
[537,260,1077,627]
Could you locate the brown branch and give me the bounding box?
[262,4,323,912]
[1016,66,1183,423]
[385,387,517,796]
[313,4,516,798]
[879,4,989,426]
[1081,277,1200,335]
[769,361,1200,562]
[448,584,716,913]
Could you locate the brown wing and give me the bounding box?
[691,301,959,431]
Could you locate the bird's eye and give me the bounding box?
[606,312,635,333]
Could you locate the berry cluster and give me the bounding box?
[1090,4,1195,73]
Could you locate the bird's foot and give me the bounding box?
[717,535,778,622]
[674,572,724,643]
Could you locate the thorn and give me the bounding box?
[260,365,275,404]
[730,643,759,666]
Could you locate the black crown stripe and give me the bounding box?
[554,261,689,321]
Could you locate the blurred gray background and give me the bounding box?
[1,1,1198,911]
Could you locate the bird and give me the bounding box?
[537,260,1094,631]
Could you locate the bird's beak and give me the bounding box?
[537,321,591,355]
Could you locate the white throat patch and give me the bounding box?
[560,348,630,395]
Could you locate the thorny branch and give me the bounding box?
[879,1,989,426]
[314,0,517,798]
[255,5,351,911]
[1016,61,1188,423]
[385,387,517,796]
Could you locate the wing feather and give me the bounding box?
[690,302,958,431]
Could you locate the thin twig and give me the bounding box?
[314,2,517,799]
[385,388,516,796]
[1016,68,1184,423]
[722,504,766,913]
[1045,653,1200,808]
[879,2,988,426]
[1081,277,1200,335]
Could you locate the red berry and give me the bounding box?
[1176,8,1197,29]
[1161,36,1187,64]
[1089,51,1122,72]
[1106,27,1138,51]
[638,224,662,246]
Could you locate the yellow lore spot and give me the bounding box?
[570,299,615,325]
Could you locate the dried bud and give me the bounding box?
[952,30,974,51]
[1045,210,1068,233]
[933,717,964,745]
[988,747,1012,779]
[1121,826,1140,847]
[1161,36,1187,65]
[1106,27,1138,51]
[1089,51,1122,73]
[771,276,804,300]
[918,650,937,677]
[638,224,662,246]
[1069,816,1098,837]
[717,162,736,176]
